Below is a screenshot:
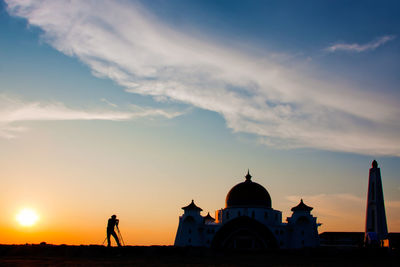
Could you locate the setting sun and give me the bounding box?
[16,208,39,227]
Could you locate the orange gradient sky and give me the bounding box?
[1,127,399,245]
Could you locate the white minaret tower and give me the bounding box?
[365,160,388,243]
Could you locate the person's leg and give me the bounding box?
[111,231,121,247]
[107,231,112,247]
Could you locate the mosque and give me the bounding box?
[174,171,320,249]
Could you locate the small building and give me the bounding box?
[319,232,364,247]
[174,171,320,249]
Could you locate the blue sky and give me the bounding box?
[0,0,399,244]
[2,0,399,154]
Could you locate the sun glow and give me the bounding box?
[16,208,39,227]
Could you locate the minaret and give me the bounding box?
[365,160,388,242]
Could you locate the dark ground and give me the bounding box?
[0,244,398,267]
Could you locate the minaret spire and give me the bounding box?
[372,160,378,168]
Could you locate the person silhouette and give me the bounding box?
[107,214,121,247]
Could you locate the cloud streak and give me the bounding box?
[0,95,181,138]
[286,194,400,232]
[5,0,400,155]
[326,35,396,53]
[100,98,118,108]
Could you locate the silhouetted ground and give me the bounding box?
[0,244,398,266]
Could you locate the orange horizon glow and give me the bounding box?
[0,201,398,246]
[1,157,398,246]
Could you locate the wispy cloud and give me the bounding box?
[326,35,396,53]
[285,194,364,231]
[286,194,400,231]
[100,98,118,108]
[286,193,363,217]
[0,95,181,138]
[5,0,400,155]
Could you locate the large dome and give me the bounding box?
[225,171,272,208]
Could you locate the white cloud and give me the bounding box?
[285,194,364,231]
[5,0,400,155]
[100,98,118,108]
[286,194,400,232]
[326,35,396,53]
[0,95,181,138]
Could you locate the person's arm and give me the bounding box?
[116,219,119,227]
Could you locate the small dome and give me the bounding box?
[182,200,203,211]
[225,171,272,208]
[291,199,313,212]
[203,212,215,223]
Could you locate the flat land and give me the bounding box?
[0,245,398,266]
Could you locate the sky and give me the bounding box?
[0,0,399,245]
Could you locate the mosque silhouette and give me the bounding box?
[174,161,394,249]
[174,170,319,249]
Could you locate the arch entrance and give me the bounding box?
[211,216,278,249]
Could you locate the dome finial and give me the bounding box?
[245,169,252,181]
[372,160,378,168]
